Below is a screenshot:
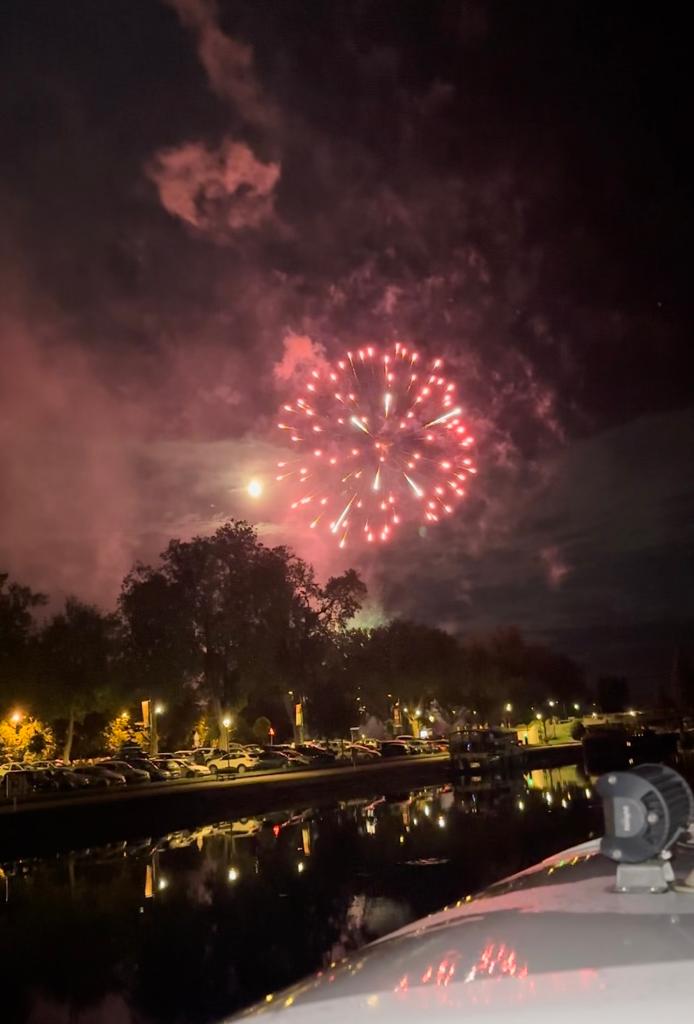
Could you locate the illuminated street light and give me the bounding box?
[535,712,543,720]
[9,711,23,725]
[297,861,305,874]
[504,703,513,713]
[154,703,165,715]
[120,710,129,720]
[221,715,233,753]
[228,867,240,882]
[548,699,556,708]
[573,702,580,711]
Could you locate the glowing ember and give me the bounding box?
[276,343,477,547]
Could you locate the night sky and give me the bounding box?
[1,1,692,692]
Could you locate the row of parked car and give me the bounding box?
[0,735,448,794]
[0,751,213,793]
[171,736,448,775]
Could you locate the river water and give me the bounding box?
[1,765,600,1024]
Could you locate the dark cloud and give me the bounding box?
[376,407,694,689]
[0,0,692,684]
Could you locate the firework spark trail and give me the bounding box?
[276,344,477,547]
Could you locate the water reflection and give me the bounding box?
[0,767,600,1024]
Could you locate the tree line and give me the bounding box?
[1,520,590,761]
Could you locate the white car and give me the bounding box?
[207,751,258,775]
[172,757,211,777]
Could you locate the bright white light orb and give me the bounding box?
[247,479,263,498]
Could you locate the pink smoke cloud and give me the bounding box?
[540,545,571,589]
[166,0,277,130]
[273,332,329,383]
[148,139,280,236]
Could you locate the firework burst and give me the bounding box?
[276,343,477,548]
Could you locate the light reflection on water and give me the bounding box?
[0,766,600,1024]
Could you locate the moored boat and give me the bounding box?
[448,726,526,775]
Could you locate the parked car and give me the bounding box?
[271,745,312,766]
[72,765,127,787]
[99,760,150,784]
[378,740,412,758]
[254,748,299,771]
[204,744,247,763]
[171,758,211,778]
[24,768,60,793]
[120,745,148,760]
[126,757,172,781]
[173,749,210,766]
[152,757,185,779]
[336,743,381,764]
[48,768,92,791]
[207,750,258,775]
[294,743,337,765]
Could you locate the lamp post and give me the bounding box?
[151,702,164,757]
[222,715,232,753]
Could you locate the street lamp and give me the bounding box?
[547,699,556,708]
[154,703,165,715]
[222,715,232,752]
[10,710,23,725]
[573,702,580,711]
[504,703,513,713]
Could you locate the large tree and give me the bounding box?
[0,571,46,708]
[36,598,118,761]
[350,619,462,728]
[119,521,366,741]
[460,627,587,720]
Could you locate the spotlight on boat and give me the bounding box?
[597,763,694,865]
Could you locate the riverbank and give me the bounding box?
[0,743,581,860]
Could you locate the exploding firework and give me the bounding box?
[275,343,477,547]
